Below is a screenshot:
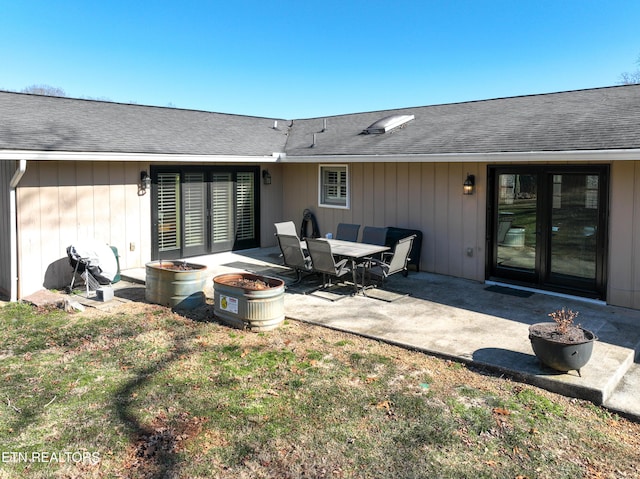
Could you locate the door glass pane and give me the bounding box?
[211,173,234,245]
[236,172,255,241]
[183,172,206,248]
[497,174,537,272]
[550,174,598,280]
[157,173,180,252]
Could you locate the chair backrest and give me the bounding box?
[336,223,360,242]
[386,235,415,275]
[305,238,339,275]
[274,221,298,237]
[361,226,388,246]
[278,234,310,270]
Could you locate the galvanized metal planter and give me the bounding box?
[213,273,285,332]
[145,261,207,310]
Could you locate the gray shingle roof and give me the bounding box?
[0,93,289,156]
[284,85,640,156]
[2,85,639,158]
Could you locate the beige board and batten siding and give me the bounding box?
[281,161,486,282]
[608,160,640,309]
[15,161,151,298]
[259,162,284,246]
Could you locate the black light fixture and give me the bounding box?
[463,173,475,195]
[262,169,272,185]
[140,171,151,192]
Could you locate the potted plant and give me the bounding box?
[528,308,597,377]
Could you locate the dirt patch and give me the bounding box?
[529,322,595,343]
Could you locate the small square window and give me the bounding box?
[319,165,349,209]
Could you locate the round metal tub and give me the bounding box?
[145,261,207,310]
[213,273,285,332]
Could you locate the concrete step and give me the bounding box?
[604,361,640,421]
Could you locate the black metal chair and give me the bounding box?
[361,226,388,245]
[360,226,389,263]
[335,223,360,242]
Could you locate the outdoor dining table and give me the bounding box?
[323,238,390,295]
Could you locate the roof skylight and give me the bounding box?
[363,114,415,134]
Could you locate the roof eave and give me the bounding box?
[0,150,282,163]
[281,149,640,163]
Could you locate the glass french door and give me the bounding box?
[152,166,259,259]
[488,165,608,299]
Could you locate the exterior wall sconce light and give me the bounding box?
[262,170,272,185]
[463,174,475,195]
[140,171,151,193]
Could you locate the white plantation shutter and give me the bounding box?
[183,172,206,248]
[211,173,234,244]
[236,172,255,241]
[157,173,181,252]
[319,165,348,208]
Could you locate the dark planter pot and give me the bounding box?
[213,273,285,332]
[529,323,597,376]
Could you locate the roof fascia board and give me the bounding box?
[281,149,640,163]
[0,150,280,163]
[2,149,639,163]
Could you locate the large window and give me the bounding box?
[319,164,349,209]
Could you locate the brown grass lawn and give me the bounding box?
[0,299,639,478]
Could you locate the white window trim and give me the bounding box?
[318,164,350,209]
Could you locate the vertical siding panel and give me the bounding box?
[421,163,436,272]
[475,164,488,280]
[396,162,409,227]
[123,162,142,269]
[350,162,364,231]
[407,163,421,230]
[76,162,96,241]
[38,162,61,288]
[373,163,385,226]
[362,163,375,228]
[93,162,111,241]
[109,163,126,245]
[16,163,41,297]
[433,163,449,274]
[384,163,397,226]
[282,163,310,234]
[462,163,480,280]
[138,162,152,267]
[57,162,76,242]
[633,163,640,308]
[260,162,283,247]
[448,164,464,277]
[608,161,634,307]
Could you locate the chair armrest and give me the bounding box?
[335,258,349,269]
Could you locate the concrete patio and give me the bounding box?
[117,247,640,421]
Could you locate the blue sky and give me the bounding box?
[1,0,638,119]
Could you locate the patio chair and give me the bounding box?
[274,221,298,237]
[360,226,388,262]
[361,226,388,245]
[365,234,416,287]
[305,238,351,288]
[277,234,313,283]
[336,223,360,242]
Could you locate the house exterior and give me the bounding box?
[2,85,640,309]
